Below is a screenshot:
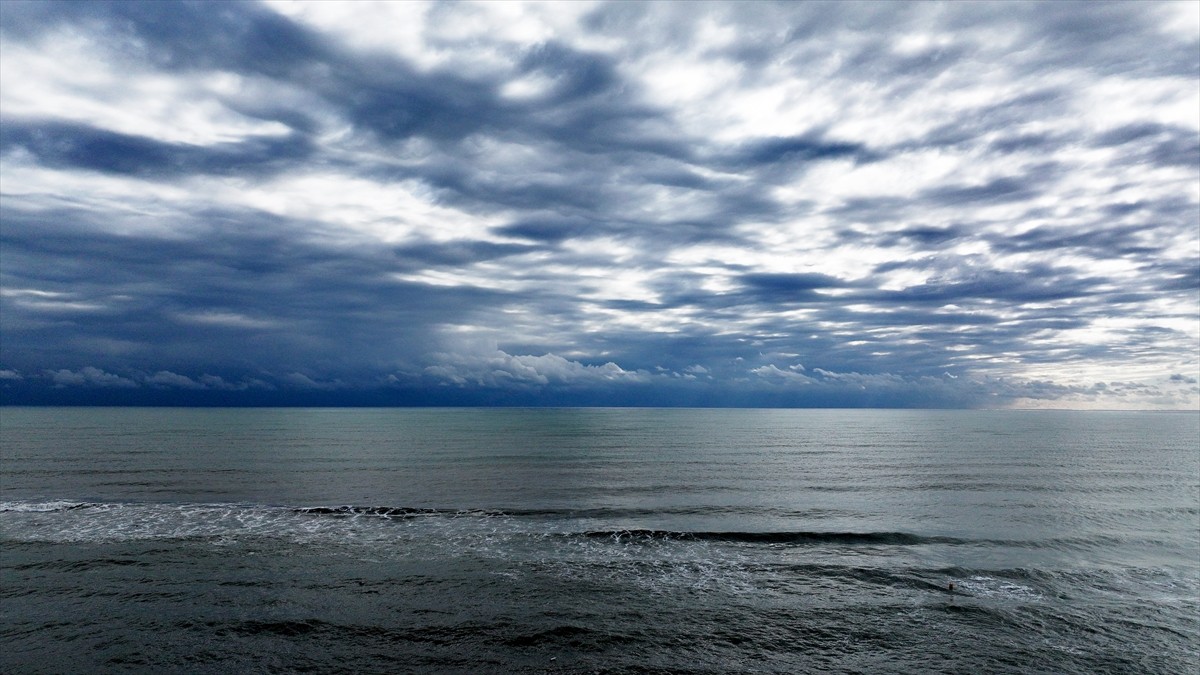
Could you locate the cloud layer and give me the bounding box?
[1,0,1197,408]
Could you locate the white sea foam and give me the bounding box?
[0,500,89,513]
[957,575,1044,602]
[1,501,322,544]
[0,499,763,594]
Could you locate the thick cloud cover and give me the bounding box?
[1,0,1197,408]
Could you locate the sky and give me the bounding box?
[0,0,1197,408]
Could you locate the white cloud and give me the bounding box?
[176,312,279,330]
[426,349,650,388]
[227,171,499,246]
[47,367,137,388]
[144,371,204,389]
[1,287,105,312]
[280,372,342,390]
[0,30,291,145]
[752,364,816,385]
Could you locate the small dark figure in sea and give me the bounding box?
[947,582,955,592]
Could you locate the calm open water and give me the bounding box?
[1,407,1197,673]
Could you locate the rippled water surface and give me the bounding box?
[2,408,1197,673]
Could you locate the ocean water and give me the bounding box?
[1,407,1197,673]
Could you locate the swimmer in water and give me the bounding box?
[948,582,956,592]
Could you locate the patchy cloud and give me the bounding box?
[47,367,137,389]
[0,0,1196,409]
[423,348,651,390]
[144,371,204,390]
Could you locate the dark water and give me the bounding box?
[1,407,1197,673]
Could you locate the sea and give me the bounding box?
[1,407,1197,673]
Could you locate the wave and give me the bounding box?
[0,501,98,513]
[294,506,487,518]
[3,502,526,518]
[290,505,856,520]
[2,501,973,547]
[577,529,971,546]
[1,501,1184,556]
[1,503,975,545]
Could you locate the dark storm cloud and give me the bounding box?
[874,226,966,248]
[872,267,1098,305]
[1,120,314,177]
[2,0,673,160]
[726,135,878,169]
[737,273,850,303]
[1093,123,1200,169]
[518,41,622,104]
[0,201,514,382]
[407,162,610,213]
[391,240,541,267]
[1016,1,1200,78]
[1152,263,1200,293]
[992,224,1161,257]
[1,0,1196,408]
[0,0,329,76]
[495,216,599,244]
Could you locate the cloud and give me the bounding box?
[280,372,343,390]
[145,370,217,389]
[424,349,651,389]
[0,120,313,178]
[738,272,849,303]
[726,134,879,169]
[47,367,137,388]
[752,364,816,385]
[0,0,1196,410]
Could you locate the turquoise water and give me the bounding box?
[2,408,1198,672]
